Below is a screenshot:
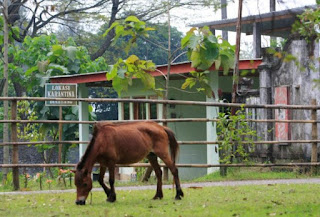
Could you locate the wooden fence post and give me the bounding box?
[58,106,63,163]
[11,99,20,190]
[311,99,318,174]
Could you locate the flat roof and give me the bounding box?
[192,5,316,38]
[49,59,262,84]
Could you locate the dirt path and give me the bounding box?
[1,178,320,195]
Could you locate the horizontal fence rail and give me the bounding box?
[0,96,320,109]
[1,140,320,146]
[1,162,320,168]
[1,118,320,124]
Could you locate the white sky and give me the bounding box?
[170,0,316,33]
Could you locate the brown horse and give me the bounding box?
[74,121,184,205]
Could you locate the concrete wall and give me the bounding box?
[259,39,320,161]
[121,72,220,180]
[167,79,208,180]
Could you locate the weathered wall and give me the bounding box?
[259,39,320,161]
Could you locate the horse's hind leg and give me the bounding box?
[98,166,111,198]
[107,164,116,202]
[146,152,163,200]
[156,153,184,200]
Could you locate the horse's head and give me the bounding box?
[74,168,92,205]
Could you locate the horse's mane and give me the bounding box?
[76,124,99,171]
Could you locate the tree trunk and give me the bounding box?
[90,0,119,60]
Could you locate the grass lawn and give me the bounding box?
[193,167,318,182]
[1,183,320,217]
[1,167,318,192]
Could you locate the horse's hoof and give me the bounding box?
[176,190,184,199]
[152,196,163,200]
[175,196,182,200]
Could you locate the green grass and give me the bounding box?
[1,167,319,192]
[193,167,317,182]
[1,183,320,216]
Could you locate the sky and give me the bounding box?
[170,0,316,33]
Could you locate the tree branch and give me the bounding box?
[140,36,168,52]
[36,0,109,30]
[90,0,121,60]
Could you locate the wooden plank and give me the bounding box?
[1,162,320,168]
[311,99,318,174]
[2,97,320,110]
[11,100,19,190]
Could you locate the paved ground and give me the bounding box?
[1,178,320,195]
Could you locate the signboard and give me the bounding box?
[275,86,290,141]
[45,83,77,106]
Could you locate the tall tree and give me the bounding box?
[2,0,223,60]
[73,22,186,65]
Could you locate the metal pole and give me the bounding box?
[270,0,275,11]
[163,1,171,181]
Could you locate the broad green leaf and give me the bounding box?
[88,105,93,113]
[126,55,139,64]
[201,26,211,36]
[64,46,77,61]
[189,35,201,50]
[25,66,39,76]
[103,21,119,37]
[52,45,63,56]
[112,77,129,96]
[144,27,155,31]
[181,33,192,49]
[181,77,195,89]
[117,67,127,78]
[139,73,155,89]
[197,60,212,71]
[190,51,201,68]
[37,60,50,73]
[69,64,81,74]
[207,35,218,43]
[115,25,124,36]
[125,16,140,23]
[48,63,69,75]
[107,66,118,80]
[186,27,197,35]
[215,57,221,70]
[203,40,219,61]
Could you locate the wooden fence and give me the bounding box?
[0,97,319,190]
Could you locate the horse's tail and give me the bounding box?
[77,124,99,170]
[164,127,179,164]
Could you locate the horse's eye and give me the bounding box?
[83,183,87,187]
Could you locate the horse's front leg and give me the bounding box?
[107,165,116,202]
[98,166,111,198]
